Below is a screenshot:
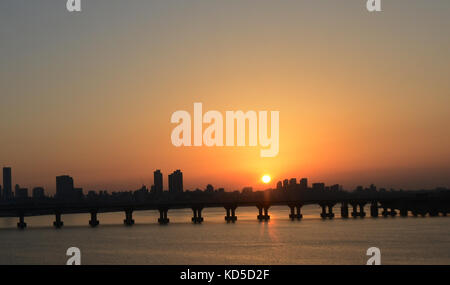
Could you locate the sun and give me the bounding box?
[262,175,271,184]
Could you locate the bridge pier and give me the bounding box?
[390,208,397,217]
[351,204,359,218]
[289,205,296,220]
[225,206,237,223]
[192,207,204,224]
[400,208,408,217]
[158,208,169,224]
[370,202,379,218]
[296,205,303,219]
[53,212,63,228]
[341,203,349,218]
[257,205,270,221]
[89,210,99,227]
[289,204,302,220]
[359,204,366,218]
[320,204,327,219]
[429,209,439,217]
[123,209,134,226]
[327,205,335,218]
[17,213,26,229]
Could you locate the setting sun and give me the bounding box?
[262,175,271,184]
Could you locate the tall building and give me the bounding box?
[56,175,82,201]
[2,167,12,200]
[32,187,45,199]
[154,170,163,193]
[15,184,28,199]
[300,178,308,190]
[276,181,283,190]
[312,183,325,191]
[168,170,183,193]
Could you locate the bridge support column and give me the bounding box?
[257,206,263,221]
[123,209,134,226]
[17,213,26,229]
[89,211,99,227]
[341,203,349,218]
[400,208,408,217]
[53,212,63,228]
[370,202,379,218]
[390,208,397,217]
[225,206,237,223]
[429,209,439,217]
[257,205,270,221]
[351,204,359,218]
[327,205,335,219]
[359,204,366,218]
[158,208,169,224]
[289,204,303,220]
[295,205,303,220]
[320,204,327,219]
[192,207,204,224]
[289,205,296,220]
[263,207,270,220]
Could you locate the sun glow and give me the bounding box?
[262,175,271,184]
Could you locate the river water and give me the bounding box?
[0,205,449,264]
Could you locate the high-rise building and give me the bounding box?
[32,187,45,199]
[56,175,82,201]
[168,170,183,193]
[312,183,325,191]
[2,167,12,200]
[15,184,28,199]
[154,170,163,193]
[289,178,297,186]
[300,178,308,190]
[276,181,283,190]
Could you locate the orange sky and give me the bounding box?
[0,1,449,193]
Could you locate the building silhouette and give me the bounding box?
[15,184,28,199]
[300,178,308,190]
[154,170,163,193]
[276,181,283,190]
[32,187,45,199]
[168,170,183,193]
[56,175,82,201]
[2,167,12,200]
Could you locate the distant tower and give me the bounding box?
[300,178,308,190]
[154,170,163,193]
[168,170,183,193]
[276,181,283,190]
[56,175,74,200]
[283,179,289,189]
[2,167,12,200]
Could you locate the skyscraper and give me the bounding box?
[154,170,163,193]
[56,175,82,201]
[2,167,12,200]
[168,170,183,193]
[300,178,308,190]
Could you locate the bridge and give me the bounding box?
[1,189,449,229]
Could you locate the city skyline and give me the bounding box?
[1,165,448,199]
[1,1,449,193]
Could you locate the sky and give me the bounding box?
[0,0,449,194]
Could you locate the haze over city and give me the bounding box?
[1,0,449,194]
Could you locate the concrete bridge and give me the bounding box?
[1,195,448,229]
